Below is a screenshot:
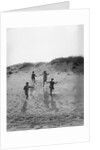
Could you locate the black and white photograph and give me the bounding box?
[7,25,84,132]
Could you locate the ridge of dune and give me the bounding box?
[7,56,84,131]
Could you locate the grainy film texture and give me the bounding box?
[7,25,84,131]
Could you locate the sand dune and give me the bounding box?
[7,57,84,131]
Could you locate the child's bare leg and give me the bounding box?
[43,80,45,87]
[50,89,52,96]
[26,93,28,99]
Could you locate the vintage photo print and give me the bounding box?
[0,10,89,149]
[7,25,84,131]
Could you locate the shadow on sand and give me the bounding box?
[21,100,28,113]
[43,89,58,112]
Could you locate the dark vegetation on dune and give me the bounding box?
[50,56,84,73]
[7,63,33,74]
[7,56,84,75]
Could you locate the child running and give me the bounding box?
[42,71,49,86]
[31,71,37,83]
[23,82,34,99]
[47,78,57,96]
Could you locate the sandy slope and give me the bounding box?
[7,64,84,131]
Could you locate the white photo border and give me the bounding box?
[0,9,90,149]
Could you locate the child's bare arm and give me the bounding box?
[47,81,50,83]
[55,82,58,84]
[29,86,34,88]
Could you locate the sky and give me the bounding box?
[7,25,84,66]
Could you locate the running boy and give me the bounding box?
[31,71,37,83]
[23,82,34,99]
[47,78,57,96]
[42,71,49,86]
